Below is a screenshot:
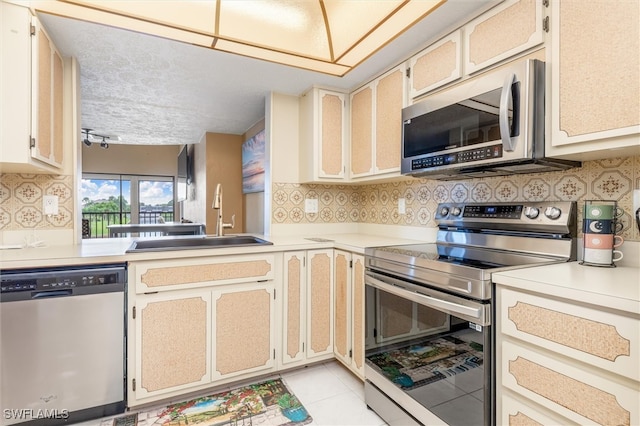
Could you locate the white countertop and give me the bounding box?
[494,262,640,315]
[0,233,425,269]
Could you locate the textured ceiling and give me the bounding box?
[38,0,497,145]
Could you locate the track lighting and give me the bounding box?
[100,137,109,149]
[81,128,113,149]
[82,128,92,146]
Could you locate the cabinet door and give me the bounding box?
[212,283,275,381]
[333,250,351,365]
[549,0,640,150]
[31,17,64,168]
[409,30,462,98]
[134,290,212,400]
[307,249,334,359]
[282,251,306,366]
[350,253,365,378]
[374,65,404,174]
[464,0,545,74]
[350,85,374,177]
[318,90,346,179]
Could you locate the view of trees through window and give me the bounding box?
[82,175,174,238]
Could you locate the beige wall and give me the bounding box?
[182,132,244,234]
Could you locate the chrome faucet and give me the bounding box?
[212,183,235,236]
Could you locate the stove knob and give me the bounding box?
[544,206,562,220]
[440,207,450,217]
[524,207,540,219]
[451,207,462,217]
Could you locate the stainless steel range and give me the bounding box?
[363,202,577,426]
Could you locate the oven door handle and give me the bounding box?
[366,274,487,323]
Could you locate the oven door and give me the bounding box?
[364,270,493,426]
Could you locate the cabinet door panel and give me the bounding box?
[550,0,640,146]
[35,24,52,161]
[52,50,64,164]
[464,0,544,74]
[212,284,275,380]
[410,30,461,98]
[136,291,211,399]
[282,252,306,365]
[351,254,365,377]
[307,249,334,358]
[375,68,403,174]
[333,250,350,363]
[319,91,345,178]
[350,86,373,177]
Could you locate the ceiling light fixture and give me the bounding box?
[100,136,109,149]
[33,0,446,76]
[82,128,93,146]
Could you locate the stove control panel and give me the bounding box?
[435,202,576,233]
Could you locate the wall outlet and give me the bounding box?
[398,198,406,214]
[305,198,318,214]
[43,195,59,215]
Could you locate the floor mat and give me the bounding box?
[367,335,483,390]
[116,378,312,426]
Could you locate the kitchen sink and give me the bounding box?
[126,235,272,253]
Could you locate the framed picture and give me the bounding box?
[242,129,265,193]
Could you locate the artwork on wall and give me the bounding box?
[242,128,265,193]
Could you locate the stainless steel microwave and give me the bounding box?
[401,59,580,179]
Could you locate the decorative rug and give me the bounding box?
[367,335,483,390]
[113,379,312,426]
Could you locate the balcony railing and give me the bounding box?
[82,211,174,238]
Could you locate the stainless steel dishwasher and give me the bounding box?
[1,264,127,426]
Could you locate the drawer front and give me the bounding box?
[502,341,638,426]
[501,393,575,426]
[131,254,275,293]
[499,287,639,381]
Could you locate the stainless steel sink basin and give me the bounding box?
[126,235,272,253]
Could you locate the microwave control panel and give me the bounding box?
[411,144,503,171]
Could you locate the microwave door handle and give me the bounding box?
[500,72,517,152]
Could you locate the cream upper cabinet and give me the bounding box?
[464,0,545,75]
[546,0,640,159]
[350,64,405,179]
[1,1,65,173]
[299,88,347,182]
[333,250,365,379]
[409,30,462,99]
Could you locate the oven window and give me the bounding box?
[403,82,520,157]
[365,285,489,425]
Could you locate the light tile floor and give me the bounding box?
[83,360,387,426]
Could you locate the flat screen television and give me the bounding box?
[177,145,191,201]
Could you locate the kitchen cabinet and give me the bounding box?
[299,88,347,182]
[281,249,334,367]
[546,0,640,159]
[128,255,277,406]
[463,0,545,75]
[133,289,212,401]
[333,250,365,378]
[1,1,65,173]
[409,30,462,99]
[211,282,276,381]
[496,285,640,425]
[350,65,405,180]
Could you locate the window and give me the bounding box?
[82,174,175,238]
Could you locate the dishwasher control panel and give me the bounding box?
[0,264,126,294]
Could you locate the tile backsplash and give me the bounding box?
[273,156,640,241]
[0,174,74,231]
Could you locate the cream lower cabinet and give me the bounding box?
[128,255,276,407]
[496,286,640,425]
[333,250,365,378]
[547,0,640,158]
[281,249,334,368]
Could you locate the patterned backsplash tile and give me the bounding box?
[273,156,640,241]
[0,174,74,231]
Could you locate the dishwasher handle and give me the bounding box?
[31,289,73,299]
